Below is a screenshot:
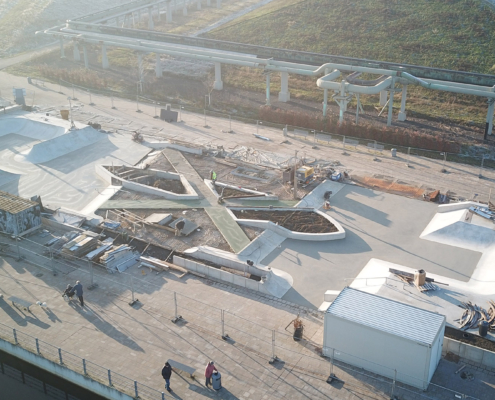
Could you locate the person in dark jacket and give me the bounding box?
[73,281,84,307]
[161,362,172,392]
[205,361,217,388]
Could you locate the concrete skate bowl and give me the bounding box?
[0,117,66,141]
[420,205,495,252]
[14,126,105,164]
[228,206,345,241]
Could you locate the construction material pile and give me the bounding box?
[390,268,446,293]
[457,301,495,331]
[60,231,99,258]
[100,245,139,273]
[226,146,291,169]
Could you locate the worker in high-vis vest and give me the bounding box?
[210,170,217,183]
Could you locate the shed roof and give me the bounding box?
[327,287,445,346]
[0,191,38,214]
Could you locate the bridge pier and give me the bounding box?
[101,44,109,69]
[183,1,188,16]
[398,84,407,122]
[197,0,201,10]
[138,53,144,83]
[278,72,290,102]
[73,42,80,61]
[83,45,89,69]
[166,1,173,22]
[148,7,154,29]
[155,54,163,77]
[486,99,495,136]
[213,62,223,90]
[59,38,65,58]
[355,93,360,124]
[323,88,328,117]
[379,90,388,106]
[265,73,271,105]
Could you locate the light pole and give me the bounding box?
[67,97,75,129]
[256,120,262,135]
[440,152,447,173]
[204,95,209,128]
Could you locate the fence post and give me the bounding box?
[111,96,116,109]
[129,276,138,306]
[35,338,40,355]
[83,359,87,375]
[390,369,397,399]
[134,381,138,397]
[228,115,233,133]
[161,392,165,400]
[269,330,277,364]
[221,309,229,340]
[172,292,181,323]
[72,84,77,100]
[136,95,141,113]
[479,155,485,178]
[108,369,112,386]
[58,348,63,365]
[13,329,18,345]
[406,147,411,167]
[58,80,63,94]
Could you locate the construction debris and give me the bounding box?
[389,268,447,293]
[139,256,170,271]
[60,231,99,258]
[457,301,495,331]
[469,206,495,220]
[100,245,139,273]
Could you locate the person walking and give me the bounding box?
[73,280,84,307]
[161,362,172,392]
[204,361,217,388]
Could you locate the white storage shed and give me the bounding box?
[323,287,445,390]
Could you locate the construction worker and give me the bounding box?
[210,170,217,183]
[175,219,185,236]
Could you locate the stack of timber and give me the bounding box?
[60,231,99,258]
[458,301,495,331]
[139,256,170,271]
[100,245,139,273]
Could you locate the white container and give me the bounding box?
[323,287,445,390]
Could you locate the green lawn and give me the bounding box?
[205,0,495,74]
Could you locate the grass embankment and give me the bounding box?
[205,0,495,124]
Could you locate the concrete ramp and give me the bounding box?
[420,209,495,252]
[0,169,21,189]
[0,117,66,140]
[15,126,105,164]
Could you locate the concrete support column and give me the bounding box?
[73,42,80,61]
[379,90,388,106]
[148,7,154,29]
[197,0,201,10]
[486,99,495,136]
[387,78,395,127]
[59,37,65,58]
[101,44,109,69]
[166,1,172,22]
[155,54,163,77]
[323,89,328,117]
[355,94,360,124]
[213,62,223,90]
[265,73,271,106]
[183,1,188,16]
[138,9,142,23]
[398,84,407,121]
[338,80,345,124]
[83,45,89,69]
[217,0,221,8]
[157,4,161,21]
[278,71,290,102]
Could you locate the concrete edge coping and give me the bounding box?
[203,179,278,201]
[95,164,199,200]
[226,206,345,241]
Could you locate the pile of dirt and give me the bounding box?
[232,209,337,233]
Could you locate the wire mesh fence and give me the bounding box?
[0,233,487,400]
[0,321,169,399]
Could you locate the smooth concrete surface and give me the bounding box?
[262,185,481,308]
[0,114,150,212]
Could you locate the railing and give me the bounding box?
[0,321,170,400]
